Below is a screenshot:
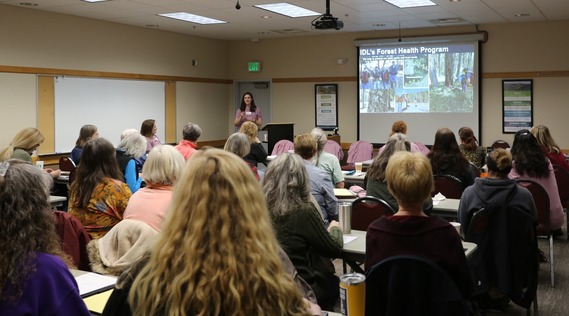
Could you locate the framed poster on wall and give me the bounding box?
[502,79,533,133]
[315,84,338,130]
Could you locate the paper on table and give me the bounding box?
[334,188,356,197]
[83,289,113,314]
[343,235,357,244]
[75,272,117,297]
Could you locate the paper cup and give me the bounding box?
[355,162,363,173]
[35,161,44,169]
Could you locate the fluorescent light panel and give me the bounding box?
[254,3,320,18]
[82,0,110,3]
[158,12,227,25]
[385,0,437,8]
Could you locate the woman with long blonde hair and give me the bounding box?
[102,149,313,316]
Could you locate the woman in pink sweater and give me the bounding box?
[123,145,185,232]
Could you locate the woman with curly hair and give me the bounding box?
[427,127,477,190]
[458,126,486,169]
[530,124,569,172]
[509,129,564,232]
[0,160,90,315]
[102,149,316,316]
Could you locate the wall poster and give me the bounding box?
[315,84,338,130]
[503,79,533,133]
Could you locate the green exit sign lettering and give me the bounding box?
[248,61,261,72]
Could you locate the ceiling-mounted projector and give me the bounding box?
[312,0,343,30]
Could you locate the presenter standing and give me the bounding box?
[140,119,161,153]
[234,92,262,129]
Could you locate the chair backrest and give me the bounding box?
[59,156,76,172]
[351,196,395,231]
[516,179,551,234]
[52,211,92,271]
[465,205,538,308]
[365,255,469,316]
[347,140,373,164]
[271,139,294,155]
[552,164,569,208]
[491,140,510,149]
[323,139,344,161]
[413,142,431,155]
[432,174,463,199]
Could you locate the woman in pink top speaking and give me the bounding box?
[234,92,263,129]
[123,145,185,232]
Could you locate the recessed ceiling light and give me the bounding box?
[254,3,320,18]
[158,12,227,25]
[82,0,111,3]
[514,13,530,17]
[261,15,271,19]
[19,2,38,6]
[385,0,437,9]
[449,0,461,2]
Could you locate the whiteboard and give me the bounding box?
[54,77,165,153]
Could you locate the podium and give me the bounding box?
[261,123,294,155]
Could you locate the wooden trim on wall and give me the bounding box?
[37,76,55,154]
[0,65,232,84]
[273,76,357,83]
[165,81,176,143]
[481,71,569,79]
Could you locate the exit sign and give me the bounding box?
[248,61,261,72]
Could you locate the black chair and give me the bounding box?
[432,174,464,199]
[365,255,470,316]
[552,164,569,240]
[466,205,539,315]
[491,140,510,150]
[351,196,395,231]
[516,179,555,287]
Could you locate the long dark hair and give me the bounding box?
[458,126,478,151]
[70,138,124,208]
[511,129,549,178]
[239,92,257,112]
[75,124,98,147]
[0,160,67,303]
[427,127,470,175]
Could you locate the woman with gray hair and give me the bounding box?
[263,152,343,310]
[310,128,344,188]
[224,132,259,180]
[175,122,202,160]
[116,132,147,194]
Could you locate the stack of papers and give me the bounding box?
[333,188,356,197]
[75,272,117,297]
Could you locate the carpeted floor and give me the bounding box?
[334,224,569,315]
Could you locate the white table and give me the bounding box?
[49,195,67,209]
[344,171,366,186]
[341,230,477,272]
[431,198,460,219]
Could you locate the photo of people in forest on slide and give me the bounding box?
[359,43,475,114]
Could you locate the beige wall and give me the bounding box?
[2,2,569,150]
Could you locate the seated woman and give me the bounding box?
[69,138,132,239]
[378,120,425,155]
[531,124,569,172]
[174,122,201,160]
[223,132,260,180]
[239,121,268,168]
[428,127,477,190]
[509,129,564,233]
[0,160,90,315]
[311,128,345,188]
[71,124,99,165]
[459,148,537,233]
[263,153,343,310]
[123,145,185,232]
[366,133,433,213]
[116,132,147,194]
[365,151,472,299]
[140,119,161,153]
[458,126,486,169]
[0,127,61,179]
[102,149,317,315]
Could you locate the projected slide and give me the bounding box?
[359,43,475,114]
